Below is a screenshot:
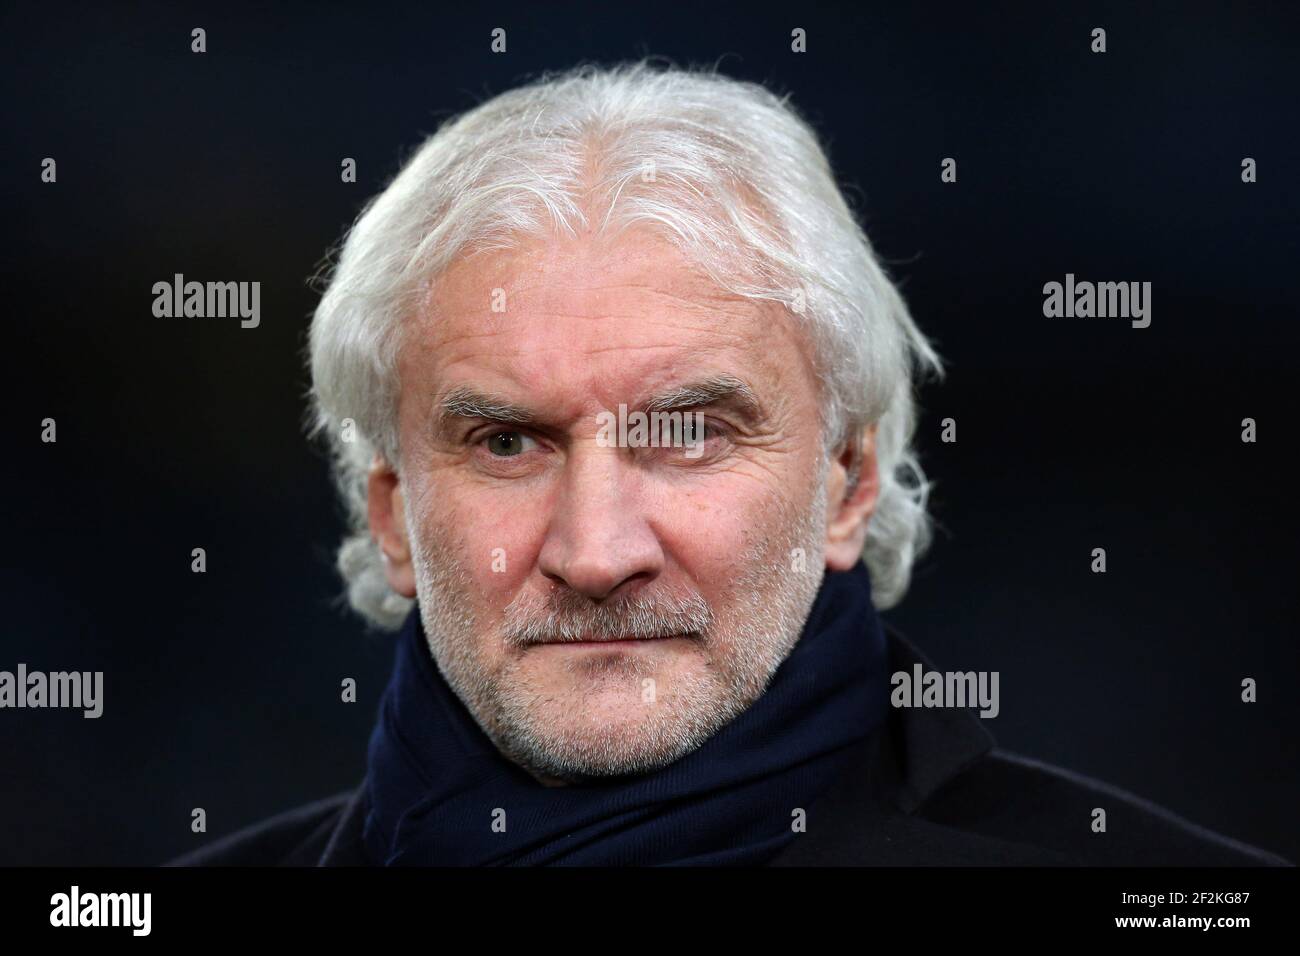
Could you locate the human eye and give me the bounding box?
[680,416,716,445]
[479,429,539,457]
[670,414,732,461]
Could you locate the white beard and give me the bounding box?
[406,456,831,781]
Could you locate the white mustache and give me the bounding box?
[502,589,714,647]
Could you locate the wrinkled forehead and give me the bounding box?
[402,229,818,412]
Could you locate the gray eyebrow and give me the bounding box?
[643,376,762,419]
[435,374,765,433]
[438,387,535,428]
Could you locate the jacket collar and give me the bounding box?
[317,621,996,865]
[877,621,997,813]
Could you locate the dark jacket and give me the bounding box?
[169,624,1291,867]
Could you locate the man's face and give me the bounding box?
[370,228,877,782]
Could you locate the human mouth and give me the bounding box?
[533,633,696,648]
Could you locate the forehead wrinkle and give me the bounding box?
[426,315,790,422]
[423,303,747,352]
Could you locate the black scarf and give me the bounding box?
[361,560,890,866]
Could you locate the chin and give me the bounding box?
[523,725,704,781]
[503,680,731,780]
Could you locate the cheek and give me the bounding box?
[653,476,781,579]
[433,485,549,599]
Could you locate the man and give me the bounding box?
[173,61,1287,866]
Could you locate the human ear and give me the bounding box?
[824,424,880,571]
[366,456,416,598]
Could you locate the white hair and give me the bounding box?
[307,59,944,630]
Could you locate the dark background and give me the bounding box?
[1,0,1295,865]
